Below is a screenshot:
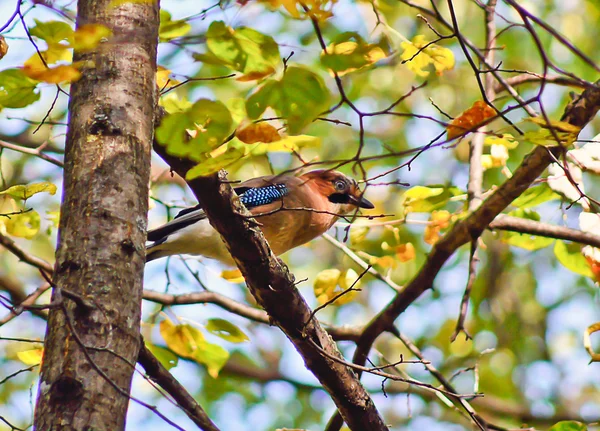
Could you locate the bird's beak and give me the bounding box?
[348,194,375,209]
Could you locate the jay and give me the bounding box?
[146,170,374,265]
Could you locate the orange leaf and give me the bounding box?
[236,122,281,144]
[73,23,112,52]
[396,243,416,262]
[23,63,81,83]
[585,256,600,283]
[0,36,8,60]
[447,101,495,140]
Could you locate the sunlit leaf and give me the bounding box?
[314,268,340,304]
[0,69,40,109]
[523,116,581,148]
[156,65,180,90]
[548,421,587,431]
[204,21,279,80]
[145,342,179,370]
[510,183,560,209]
[400,35,454,77]
[447,101,496,140]
[159,10,191,41]
[481,144,509,170]
[23,55,81,84]
[396,242,416,262]
[554,240,594,278]
[260,0,337,21]
[16,348,43,366]
[206,318,249,343]
[424,210,451,245]
[156,99,233,160]
[338,268,361,290]
[250,135,321,154]
[159,319,229,378]
[246,66,331,134]
[73,24,112,52]
[221,268,245,283]
[159,93,192,114]
[0,182,57,200]
[30,20,73,47]
[350,225,369,245]
[569,138,600,174]
[4,210,41,239]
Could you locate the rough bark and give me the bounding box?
[152,139,387,430]
[34,1,159,430]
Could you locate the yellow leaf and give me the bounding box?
[447,101,496,140]
[424,210,451,245]
[396,242,416,262]
[583,322,600,362]
[251,135,321,154]
[236,122,281,144]
[72,24,112,52]
[314,269,341,298]
[156,65,180,90]
[401,35,455,77]
[484,133,518,149]
[349,225,369,245]
[17,348,43,365]
[221,269,245,283]
[5,210,41,239]
[159,93,192,114]
[482,144,509,170]
[0,182,57,200]
[160,319,204,359]
[315,268,358,305]
[260,0,336,20]
[338,268,361,290]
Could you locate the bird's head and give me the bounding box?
[300,170,374,212]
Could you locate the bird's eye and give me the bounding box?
[334,180,346,191]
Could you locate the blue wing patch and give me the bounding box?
[240,184,288,208]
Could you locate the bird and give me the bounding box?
[146,169,374,265]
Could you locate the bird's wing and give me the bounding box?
[147,183,290,243]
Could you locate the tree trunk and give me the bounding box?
[34,1,159,429]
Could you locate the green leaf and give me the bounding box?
[185,141,247,180]
[549,421,587,431]
[0,182,57,200]
[159,10,191,42]
[0,69,40,109]
[321,32,388,75]
[155,99,233,161]
[145,343,179,370]
[206,318,249,343]
[246,66,331,134]
[502,210,554,251]
[510,183,560,209]
[4,210,41,239]
[196,340,230,379]
[205,21,280,79]
[401,185,464,213]
[554,240,594,278]
[30,20,73,46]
